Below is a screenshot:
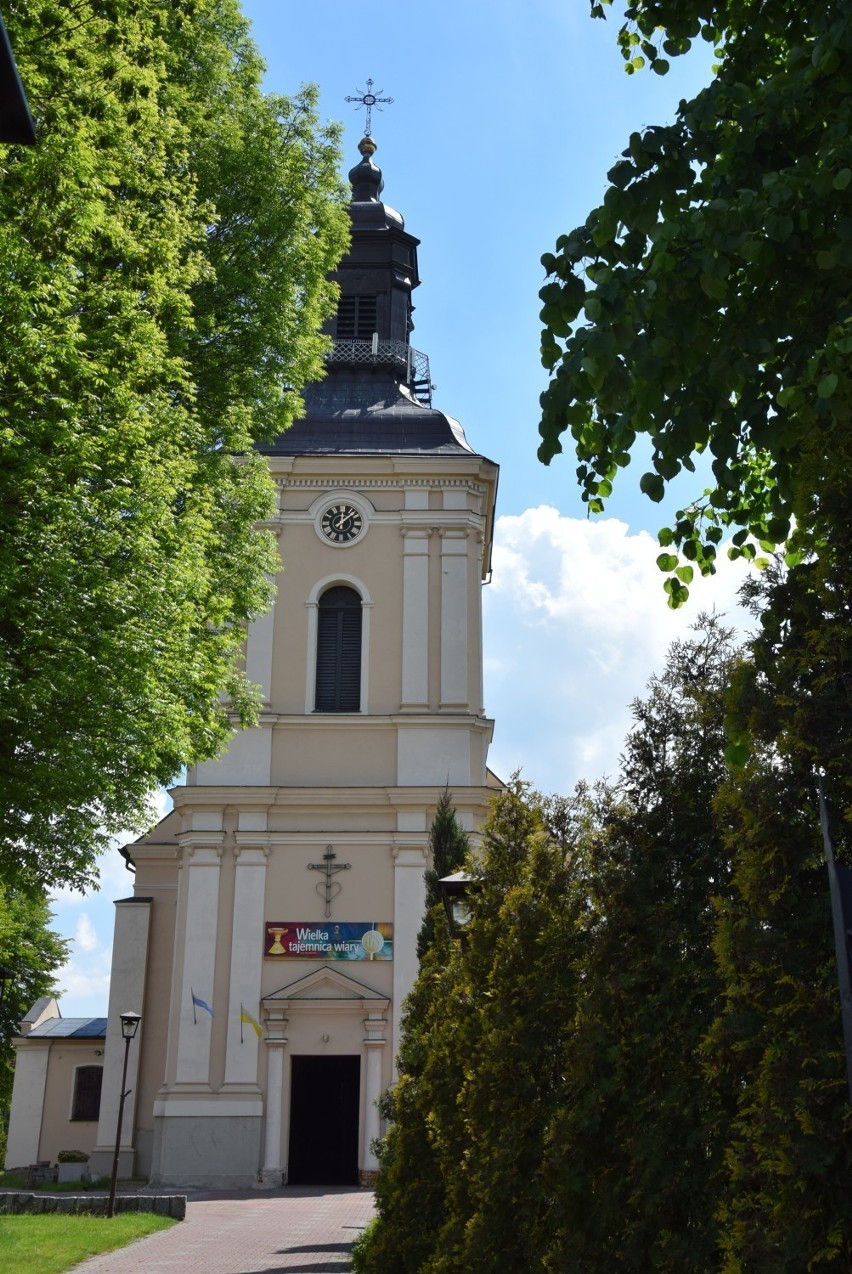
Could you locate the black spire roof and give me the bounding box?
[258,138,482,459]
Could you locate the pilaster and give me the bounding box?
[361,1014,387,1184]
[175,842,223,1084]
[224,840,269,1085]
[259,1014,289,1189]
[391,845,428,1072]
[400,528,431,709]
[440,528,469,708]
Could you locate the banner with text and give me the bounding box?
[263,922,393,961]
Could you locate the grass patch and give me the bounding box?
[0,1213,176,1273]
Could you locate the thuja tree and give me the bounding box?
[353,793,470,1274]
[354,782,589,1274]
[705,550,852,1271]
[0,0,349,890]
[538,1,852,608]
[357,622,852,1272]
[539,618,739,1273]
[417,790,471,961]
[709,762,852,1271]
[431,783,591,1273]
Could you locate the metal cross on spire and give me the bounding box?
[345,78,393,136]
[307,845,351,918]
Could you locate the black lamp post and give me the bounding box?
[438,871,474,942]
[0,14,35,145]
[107,1010,141,1218]
[818,776,852,1105]
[0,965,13,1006]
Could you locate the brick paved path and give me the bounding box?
[73,1187,376,1273]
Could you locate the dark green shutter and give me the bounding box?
[71,1065,103,1121]
[316,586,362,711]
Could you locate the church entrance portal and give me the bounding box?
[287,1055,361,1185]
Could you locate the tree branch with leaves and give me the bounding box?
[0,0,349,889]
[538,1,852,607]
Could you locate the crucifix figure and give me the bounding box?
[308,845,351,918]
[345,78,394,136]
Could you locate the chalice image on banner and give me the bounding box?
[361,926,385,960]
[267,926,286,956]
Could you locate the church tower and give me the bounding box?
[88,135,499,1189]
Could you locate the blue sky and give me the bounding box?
[49,2,754,1016]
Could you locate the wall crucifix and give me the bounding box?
[308,845,351,917]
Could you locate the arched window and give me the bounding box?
[315,586,362,712]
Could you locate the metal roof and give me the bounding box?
[257,375,483,459]
[26,1017,107,1039]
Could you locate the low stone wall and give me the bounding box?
[0,1192,186,1219]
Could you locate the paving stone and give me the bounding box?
[72,1186,376,1273]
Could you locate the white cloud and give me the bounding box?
[50,908,113,1018]
[484,507,753,794]
[55,948,113,1016]
[74,914,99,953]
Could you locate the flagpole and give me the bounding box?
[191,987,197,1025]
[818,773,852,1105]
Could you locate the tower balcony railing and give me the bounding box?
[327,337,433,406]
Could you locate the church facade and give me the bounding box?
[5,135,499,1189]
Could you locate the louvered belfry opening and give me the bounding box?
[336,294,378,340]
[315,585,362,712]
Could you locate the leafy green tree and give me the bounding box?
[353,792,470,1274]
[0,0,348,890]
[538,1,852,607]
[0,884,68,1110]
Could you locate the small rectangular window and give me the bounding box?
[71,1065,103,1122]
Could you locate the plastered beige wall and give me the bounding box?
[271,727,397,788]
[37,1044,104,1165]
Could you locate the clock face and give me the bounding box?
[320,502,364,544]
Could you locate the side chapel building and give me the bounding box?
[6,134,500,1188]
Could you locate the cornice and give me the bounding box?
[170,783,498,810]
[252,712,495,730]
[273,510,486,533]
[274,475,487,492]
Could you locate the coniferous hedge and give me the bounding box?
[355,613,852,1272]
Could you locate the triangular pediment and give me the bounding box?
[264,963,389,1005]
